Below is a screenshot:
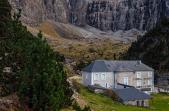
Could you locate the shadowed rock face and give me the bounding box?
[9,0,169,31]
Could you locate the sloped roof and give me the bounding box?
[113,87,151,101]
[82,60,154,72]
[82,60,109,72]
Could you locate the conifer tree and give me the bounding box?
[0,1,73,110]
[0,0,11,38]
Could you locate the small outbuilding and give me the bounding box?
[113,87,151,107]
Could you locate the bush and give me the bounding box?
[72,80,81,93]
[72,101,91,111]
[104,89,118,101]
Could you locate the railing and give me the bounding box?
[136,85,152,89]
[135,77,152,80]
[136,86,152,91]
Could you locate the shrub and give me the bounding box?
[72,101,91,111]
[72,79,81,93]
[104,89,118,101]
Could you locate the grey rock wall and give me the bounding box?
[9,0,169,31]
[9,0,69,26]
[70,0,169,31]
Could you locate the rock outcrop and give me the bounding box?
[69,0,169,31]
[9,0,169,31]
[9,0,69,26]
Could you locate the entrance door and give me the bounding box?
[137,101,139,106]
[141,101,144,106]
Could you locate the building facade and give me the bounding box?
[82,60,154,94]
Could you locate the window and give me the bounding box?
[141,101,144,106]
[123,77,128,85]
[101,73,106,80]
[94,73,99,80]
[148,80,152,85]
[137,80,142,87]
[148,72,152,78]
[136,72,141,78]
[85,74,88,79]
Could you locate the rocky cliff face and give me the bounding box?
[69,0,169,31]
[9,0,69,26]
[9,0,169,31]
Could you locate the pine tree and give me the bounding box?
[0,0,73,110]
[0,0,11,38]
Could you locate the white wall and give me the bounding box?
[92,72,114,89]
[82,70,154,93]
[134,71,154,93]
[82,71,92,86]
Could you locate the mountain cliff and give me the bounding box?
[85,0,168,31]
[9,0,69,26]
[9,0,169,31]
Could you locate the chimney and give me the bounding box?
[137,60,141,65]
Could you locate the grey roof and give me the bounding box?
[82,60,109,72]
[82,60,154,72]
[113,87,151,101]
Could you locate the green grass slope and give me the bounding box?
[79,86,169,111]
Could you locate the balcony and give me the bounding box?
[135,78,142,80]
[135,77,152,80]
[143,77,152,80]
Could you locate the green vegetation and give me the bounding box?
[72,101,91,111]
[80,85,148,111]
[0,0,11,38]
[79,85,169,111]
[123,18,169,73]
[0,1,73,111]
[150,93,169,111]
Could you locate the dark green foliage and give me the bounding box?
[123,18,169,73]
[0,1,73,110]
[0,0,11,38]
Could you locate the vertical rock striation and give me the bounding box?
[9,0,169,31]
[68,0,169,31]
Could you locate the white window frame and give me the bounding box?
[148,72,152,78]
[94,73,99,80]
[101,73,106,80]
[148,79,152,86]
[137,80,142,87]
[136,72,141,78]
[123,77,129,85]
